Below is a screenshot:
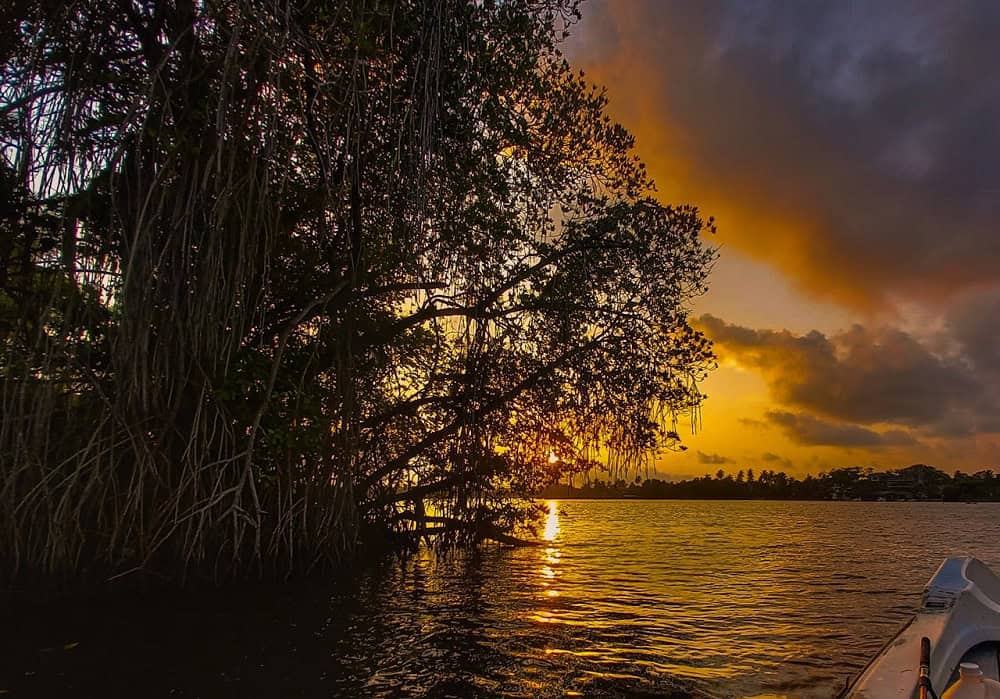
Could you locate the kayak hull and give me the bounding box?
[843,557,1000,698]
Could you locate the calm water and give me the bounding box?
[6,500,1000,698]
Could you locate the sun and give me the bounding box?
[548,451,558,464]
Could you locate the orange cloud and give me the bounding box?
[568,1,1000,310]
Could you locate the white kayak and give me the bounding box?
[843,556,1000,698]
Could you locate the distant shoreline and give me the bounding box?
[538,465,1000,502]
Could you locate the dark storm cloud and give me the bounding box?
[569,1,1000,306]
[696,450,731,465]
[697,313,1000,438]
[765,411,917,448]
[949,287,1000,376]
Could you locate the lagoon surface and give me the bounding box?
[7,500,1000,698]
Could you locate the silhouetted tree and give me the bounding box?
[1,0,717,585]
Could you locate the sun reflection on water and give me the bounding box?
[543,500,560,541]
[538,501,563,604]
[530,500,824,692]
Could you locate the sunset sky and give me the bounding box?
[567,1,1000,478]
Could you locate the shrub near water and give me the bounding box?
[0,0,715,586]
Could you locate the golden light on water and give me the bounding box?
[543,500,560,541]
[538,502,563,606]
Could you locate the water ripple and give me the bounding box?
[331,501,1000,698]
[7,500,1000,698]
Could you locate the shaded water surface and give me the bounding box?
[5,500,1000,698]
